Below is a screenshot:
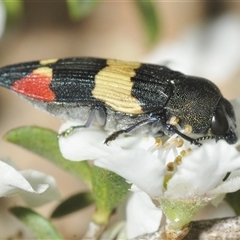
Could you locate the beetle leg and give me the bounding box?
[58,106,103,137]
[104,129,126,144]
[104,116,160,145]
[58,125,83,138]
[222,172,231,181]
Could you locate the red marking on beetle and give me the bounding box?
[11,73,55,101]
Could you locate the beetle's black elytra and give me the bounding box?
[0,57,237,145]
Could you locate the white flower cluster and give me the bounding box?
[59,99,240,238]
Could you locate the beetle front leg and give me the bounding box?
[104,129,126,144]
[104,116,161,145]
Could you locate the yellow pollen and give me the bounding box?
[184,124,192,134]
[155,138,163,147]
[176,138,184,147]
[169,116,179,125]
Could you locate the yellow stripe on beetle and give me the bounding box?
[40,59,58,65]
[92,60,143,114]
[32,67,53,78]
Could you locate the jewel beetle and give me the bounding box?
[0,57,237,145]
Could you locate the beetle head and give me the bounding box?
[211,98,238,144]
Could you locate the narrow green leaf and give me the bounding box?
[10,207,63,239]
[91,166,130,225]
[3,0,23,23]
[66,0,99,20]
[226,190,240,215]
[4,126,92,187]
[135,0,160,44]
[51,191,94,218]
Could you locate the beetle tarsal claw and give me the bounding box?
[58,125,84,138]
[104,130,126,145]
[58,127,75,138]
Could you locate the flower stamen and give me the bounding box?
[176,138,184,148]
[155,137,163,148]
[167,162,175,172]
[169,116,179,125]
[184,124,192,134]
[174,155,182,165]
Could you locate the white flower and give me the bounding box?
[57,11,240,239]
[97,136,240,232]
[59,121,165,197]
[58,107,240,238]
[158,140,240,230]
[0,160,60,207]
[165,140,240,198]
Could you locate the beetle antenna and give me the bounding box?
[194,135,215,143]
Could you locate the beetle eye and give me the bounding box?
[211,107,229,135]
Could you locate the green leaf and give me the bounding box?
[135,0,160,44]
[4,126,92,187]
[66,0,99,20]
[10,207,63,239]
[91,166,130,225]
[226,190,240,215]
[51,191,95,218]
[3,0,23,23]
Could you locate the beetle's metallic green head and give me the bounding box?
[211,98,237,144]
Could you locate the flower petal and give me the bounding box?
[194,201,235,220]
[59,122,112,160]
[209,176,240,195]
[0,161,47,197]
[166,140,240,197]
[126,192,162,239]
[95,148,165,196]
[20,170,61,207]
[59,121,156,161]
